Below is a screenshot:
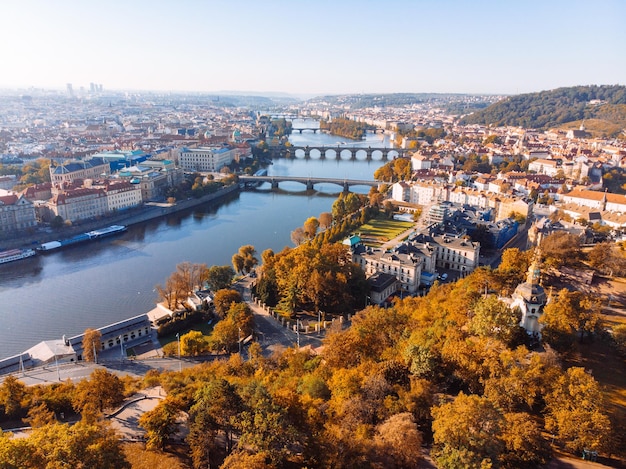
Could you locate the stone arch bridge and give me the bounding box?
[238,175,379,192]
[270,145,408,160]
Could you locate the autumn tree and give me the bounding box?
[290,226,306,246]
[540,289,602,350]
[2,420,130,468]
[180,330,209,356]
[0,375,27,417]
[373,412,423,468]
[588,241,626,276]
[82,328,102,362]
[213,289,242,318]
[541,231,581,267]
[497,247,530,292]
[545,367,612,453]
[232,245,258,274]
[139,397,181,451]
[432,393,505,468]
[73,369,125,416]
[303,216,320,239]
[319,212,333,230]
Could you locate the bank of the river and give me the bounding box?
[0,184,240,252]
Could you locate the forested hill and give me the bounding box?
[460,85,626,135]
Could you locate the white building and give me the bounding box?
[179,146,235,172]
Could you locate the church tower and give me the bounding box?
[511,250,547,336]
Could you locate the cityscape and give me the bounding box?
[1,0,626,468]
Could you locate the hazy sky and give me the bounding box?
[1,0,624,96]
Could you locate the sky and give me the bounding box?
[0,0,624,97]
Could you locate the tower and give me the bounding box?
[511,249,547,336]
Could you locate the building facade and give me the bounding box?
[179,146,235,172]
[0,194,37,235]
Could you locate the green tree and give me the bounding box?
[206,265,235,291]
[469,295,521,346]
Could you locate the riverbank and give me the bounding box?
[0,184,240,252]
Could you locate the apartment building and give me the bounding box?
[0,193,37,235]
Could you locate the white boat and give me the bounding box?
[0,248,37,265]
[87,225,127,239]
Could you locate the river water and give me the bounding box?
[0,124,392,358]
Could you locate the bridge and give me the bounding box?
[238,175,379,192]
[269,144,409,160]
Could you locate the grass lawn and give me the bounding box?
[356,216,415,246]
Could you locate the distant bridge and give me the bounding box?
[269,144,408,160]
[238,175,379,192]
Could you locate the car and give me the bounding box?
[440,273,448,281]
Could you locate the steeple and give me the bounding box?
[526,248,541,285]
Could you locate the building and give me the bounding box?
[47,187,108,222]
[411,232,480,274]
[89,180,143,212]
[0,193,37,235]
[66,314,152,358]
[179,146,235,172]
[50,158,111,185]
[510,255,547,336]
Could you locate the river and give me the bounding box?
[0,125,393,358]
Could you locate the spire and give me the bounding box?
[526,248,542,285]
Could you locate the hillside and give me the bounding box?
[460,85,626,137]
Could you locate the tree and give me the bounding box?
[319,212,333,230]
[469,295,521,346]
[213,289,242,318]
[303,216,320,239]
[497,247,530,292]
[73,369,125,415]
[210,317,240,353]
[139,398,181,451]
[373,412,423,468]
[545,367,612,453]
[206,265,235,291]
[541,231,581,267]
[236,245,258,274]
[12,421,130,469]
[432,393,505,469]
[82,328,102,362]
[180,330,209,356]
[588,242,626,276]
[540,289,601,350]
[190,379,243,458]
[290,226,306,246]
[0,375,27,417]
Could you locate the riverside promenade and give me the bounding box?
[0,184,240,251]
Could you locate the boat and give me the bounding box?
[38,232,93,252]
[87,225,127,239]
[0,248,37,265]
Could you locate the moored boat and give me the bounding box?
[0,248,37,265]
[87,225,127,239]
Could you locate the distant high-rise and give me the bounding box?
[90,82,96,93]
[66,83,73,97]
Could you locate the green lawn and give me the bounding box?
[356,216,415,246]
